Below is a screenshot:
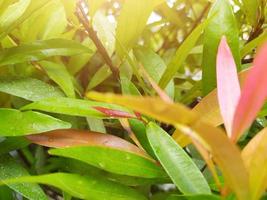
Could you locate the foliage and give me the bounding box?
[0,0,266,199]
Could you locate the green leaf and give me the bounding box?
[147,122,211,194]
[159,20,209,89]
[2,173,147,200]
[0,108,71,136]
[120,76,141,96]
[49,146,166,178]
[120,65,140,95]
[39,0,68,40]
[16,1,69,41]
[134,47,174,98]
[0,154,47,200]
[202,0,240,94]
[21,97,130,119]
[86,117,106,133]
[87,0,106,18]
[0,137,30,155]
[0,77,64,101]
[39,61,75,98]
[242,0,259,25]
[0,0,31,30]
[87,65,112,90]
[116,0,164,57]
[55,158,168,187]
[67,38,96,75]
[0,186,14,200]
[241,30,267,57]
[0,39,92,66]
[129,119,156,158]
[0,0,53,40]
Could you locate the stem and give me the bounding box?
[76,0,119,79]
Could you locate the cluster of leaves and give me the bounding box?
[0,0,267,200]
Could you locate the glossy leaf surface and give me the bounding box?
[21,97,129,119]
[2,173,147,200]
[0,108,71,136]
[147,122,211,194]
[39,61,75,98]
[49,147,165,178]
[0,39,91,66]
[0,77,64,101]
[0,154,47,200]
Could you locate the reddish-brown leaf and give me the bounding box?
[26,129,149,158]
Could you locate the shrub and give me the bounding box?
[0,0,266,199]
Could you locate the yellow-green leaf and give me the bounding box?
[87,92,198,125]
[87,0,105,18]
[1,173,147,200]
[0,0,31,30]
[242,127,267,200]
[0,108,71,136]
[159,19,209,89]
[241,0,259,25]
[116,0,164,58]
[39,61,75,98]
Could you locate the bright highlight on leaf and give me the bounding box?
[0,109,71,136]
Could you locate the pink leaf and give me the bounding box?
[216,36,241,137]
[232,41,267,142]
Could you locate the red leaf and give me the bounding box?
[232,42,267,142]
[216,36,241,137]
[94,106,137,118]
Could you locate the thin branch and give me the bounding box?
[75,0,119,79]
[246,0,266,43]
